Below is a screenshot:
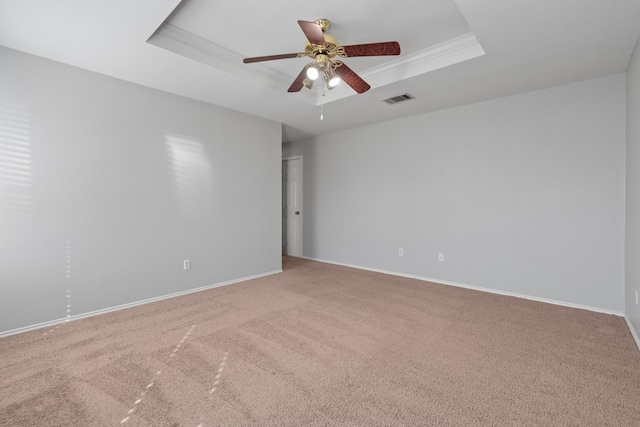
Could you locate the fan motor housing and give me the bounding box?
[304,34,339,59]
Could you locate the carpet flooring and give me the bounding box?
[1,256,639,426]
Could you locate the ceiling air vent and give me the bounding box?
[382,93,415,105]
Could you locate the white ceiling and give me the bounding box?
[1,0,640,142]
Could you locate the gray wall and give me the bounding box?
[626,39,640,340]
[283,75,625,313]
[0,47,282,334]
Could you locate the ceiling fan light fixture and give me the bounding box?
[306,65,319,81]
[325,68,341,89]
[303,78,314,89]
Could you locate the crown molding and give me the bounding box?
[148,24,484,106]
[322,33,485,104]
[148,23,316,103]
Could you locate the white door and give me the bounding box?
[282,157,302,256]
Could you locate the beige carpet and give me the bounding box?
[1,256,639,426]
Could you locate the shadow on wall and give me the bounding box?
[164,132,213,223]
[0,101,33,219]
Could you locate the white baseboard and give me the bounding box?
[624,315,640,352]
[0,269,282,339]
[300,256,624,316]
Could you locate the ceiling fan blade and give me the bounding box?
[298,20,326,46]
[334,63,371,94]
[287,66,308,92]
[243,53,300,63]
[340,41,401,57]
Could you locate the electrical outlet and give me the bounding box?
[399,248,403,257]
[438,253,444,262]
[183,259,191,270]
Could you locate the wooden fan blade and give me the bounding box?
[340,42,401,57]
[334,63,371,94]
[243,53,300,63]
[287,66,308,92]
[298,20,326,46]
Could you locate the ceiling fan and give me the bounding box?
[243,19,401,94]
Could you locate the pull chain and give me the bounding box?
[320,81,325,120]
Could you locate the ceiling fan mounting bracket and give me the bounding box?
[315,18,330,32]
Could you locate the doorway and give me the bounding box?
[282,157,302,256]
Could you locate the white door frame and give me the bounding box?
[282,156,303,256]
